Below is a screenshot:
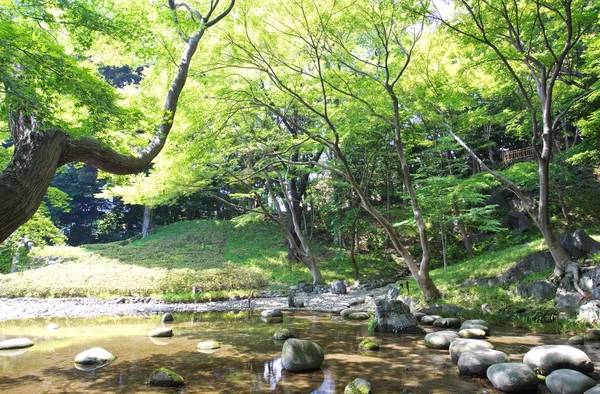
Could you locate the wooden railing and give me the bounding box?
[502,147,536,164]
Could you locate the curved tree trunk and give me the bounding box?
[0,1,235,243]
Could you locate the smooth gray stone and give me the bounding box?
[148,327,173,338]
[458,349,510,377]
[281,338,324,372]
[424,331,460,350]
[449,339,494,363]
[546,369,596,394]
[487,363,539,393]
[523,345,594,375]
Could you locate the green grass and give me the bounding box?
[0,219,397,299]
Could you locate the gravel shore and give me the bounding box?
[0,287,388,321]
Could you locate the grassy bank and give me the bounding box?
[0,219,396,300]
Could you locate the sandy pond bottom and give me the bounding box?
[0,312,599,393]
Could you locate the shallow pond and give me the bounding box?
[0,312,597,393]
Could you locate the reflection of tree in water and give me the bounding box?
[260,357,282,392]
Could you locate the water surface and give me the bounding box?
[0,312,595,393]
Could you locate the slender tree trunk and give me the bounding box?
[453,202,474,256]
[349,226,359,280]
[142,206,152,238]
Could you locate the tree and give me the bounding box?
[431,0,598,279]
[0,0,235,243]
[220,0,442,299]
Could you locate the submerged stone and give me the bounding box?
[358,338,380,351]
[344,378,371,394]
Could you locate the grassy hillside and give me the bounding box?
[0,219,396,300]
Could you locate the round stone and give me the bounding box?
[148,327,173,338]
[568,336,584,345]
[347,312,370,320]
[0,338,34,350]
[546,369,596,394]
[584,386,600,393]
[273,329,293,340]
[148,368,185,387]
[197,340,220,350]
[449,339,494,363]
[458,349,510,377]
[261,309,283,318]
[424,331,460,350]
[74,347,116,366]
[458,328,487,339]
[523,345,594,375]
[433,317,461,329]
[161,313,174,323]
[281,338,324,372]
[344,378,371,394]
[358,338,380,351]
[460,322,490,336]
[420,315,442,325]
[487,363,539,393]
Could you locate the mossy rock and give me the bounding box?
[344,378,371,393]
[197,340,220,350]
[347,312,370,320]
[148,368,184,388]
[358,338,380,351]
[273,329,293,340]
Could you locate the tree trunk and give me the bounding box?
[453,202,474,256]
[0,2,236,243]
[142,206,152,238]
[350,226,359,280]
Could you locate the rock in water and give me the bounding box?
[458,349,510,377]
[458,328,487,339]
[584,386,600,393]
[261,309,283,318]
[358,338,380,350]
[197,341,220,350]
[148,368,185,387]
[420,315,442,326]
[273,329,293,340]
[161,313,174,323]
[432,317,461,329]
[487,363,539,393]
[74,347,116,366]
[424,331,460,350]
[546,369,595,394]
[523,345,594,375]
[374,299,423,334]
[344,378,371,394]
[148,327,173,338]
[281,338,324,372]
[449,339,495,363]
[0,338,34,350]
[347,312,370,320]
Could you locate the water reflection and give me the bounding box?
[0,312,593,393]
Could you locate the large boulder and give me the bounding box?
[74,347,116,366]
[498,251,554,285]
[281,339,324,372]
[449,339,495,363]
[585,387,600,394]
[558,229,600,259]
[557,288,584,312]
[148,368,185,388]
[0,338,34,350]
[148,327,173,338]
[432,317,461,329]
[331,280,347,295]
[424,331,460,350]
[487,363,539,393]
[458,349,510,377]
[523,345,594,375]
[374,299,423,334]
[344,378,371,394]
[515,281,557,301]
[545,369,596,394]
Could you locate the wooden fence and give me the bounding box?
[502,147,536,164]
